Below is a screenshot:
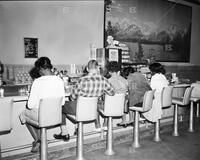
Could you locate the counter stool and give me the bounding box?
[25,97,63,160]
[98,93,126,156]
[189,83,200,132]
[154,86,173,142]
[129,90,155,148]
[0,98,14,157]
[66,96,98,160]
[172,86,193,136]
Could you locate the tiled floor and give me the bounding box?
[64,119,200,160]
[3,118,200,160]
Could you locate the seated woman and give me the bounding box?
[19,57,65,153]
[95,61,128,129]
[142,62,169,123]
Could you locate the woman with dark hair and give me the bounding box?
[143,62,169,122]
[29,67,41,80]
[19,57,65,153]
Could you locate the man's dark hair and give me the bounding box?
[107,61,120,73]
[121,66,135,79]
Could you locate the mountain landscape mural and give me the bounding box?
[104,0,192,62]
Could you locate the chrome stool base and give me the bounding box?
[153,120,162,142]
[131,142,141,149]
[188,101,194,132]
[172,132,179,137]
[173,104,179,137]
[105,117,115,156]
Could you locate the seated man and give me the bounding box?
[54,60,115,140]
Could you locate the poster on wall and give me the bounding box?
[24,37,38,58]
[104,0,192,62]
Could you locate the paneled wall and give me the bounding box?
[164,64,200,83]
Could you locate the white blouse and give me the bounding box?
[143,73,169,122]
[27,75,65,109]
[150,73,169,91]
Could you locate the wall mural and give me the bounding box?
[104,0,192,62]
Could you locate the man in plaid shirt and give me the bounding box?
[54,60,115,141]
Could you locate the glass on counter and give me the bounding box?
[0,88,4,97]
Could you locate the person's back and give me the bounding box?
[109,74,128,94]
[128,72,151,106]
[143,62,169,122]
[71,60,115,98]
[19,56,65,153]
[28,75,65,109]
[108,61,128,94]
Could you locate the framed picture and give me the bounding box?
[104,0,192,62]
[24,37,38,58]
[108,48,119,61]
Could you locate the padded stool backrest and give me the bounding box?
[38,97,63,128]
[191,83,200,98]
[143,90,155,112]
[182,86,194,105]
[0,98,13,132]
[161,86,173,108]
[103,93,126,117]
[76,96,98,122]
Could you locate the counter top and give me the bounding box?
[1,93,70,102]
[172,83,191,88]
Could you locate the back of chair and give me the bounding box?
[0,98,13,132]
[161,86,173,108]
[103,93,126,117]
[182,86,194,105]
[143,90,155,112]
[191,83,200,98]
[38,97,63,128]
[76,96,98,122]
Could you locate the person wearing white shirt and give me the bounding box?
[19,57,65,153]
[143,62,169,122]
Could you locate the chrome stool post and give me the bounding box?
[105,117,115,155]
[41,128,47,160]
[197,103,200,118]
[172,104,179,136]
[76,122,86,160]
[153,120,161,142]
[188,101,194,132]
[132,111,141,148]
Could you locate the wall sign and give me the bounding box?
[24,37,38,58]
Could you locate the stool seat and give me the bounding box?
[172,97,185,105]
[190,97,200,102]
[154,86,173,142]
[98,93,126,156]
[191,83,200,118]
[129,90,155,149]
[66,96,98,160]
[129,106,144,112]
[172,86,193,136]
[0,98,14,158]
[26,97,63,160]
[0,98,14,133]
